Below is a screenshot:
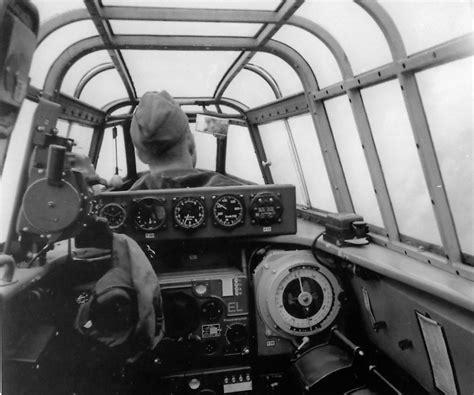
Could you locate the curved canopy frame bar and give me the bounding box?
[74,62,114,99]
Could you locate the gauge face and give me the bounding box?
[174,197,206,230]
[133,197,166,231]
[274,265,334,335]
[255,251,342,339]
[213,194,244,228]
[250,192,282,225]
[99,202,126,230]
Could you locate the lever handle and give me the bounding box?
[46,144,66,186]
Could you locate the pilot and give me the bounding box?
[130,90,242,190]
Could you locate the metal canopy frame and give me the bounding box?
[28,0,473,276]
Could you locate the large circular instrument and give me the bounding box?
[254,250,342,338]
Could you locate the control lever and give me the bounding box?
[296,336,310,352]
[46,144,66,186]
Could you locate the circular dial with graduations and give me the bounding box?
[133,197,166,231]
[99,203,126,230]
[275,265,334,334]
[173,197,206,230]
[212,194,244,228]
[255,251,342,338]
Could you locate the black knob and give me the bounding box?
[201,299,224,322]
[226,324,247,344]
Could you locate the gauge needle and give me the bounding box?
[216,203,227,209]
[298,276,304,294]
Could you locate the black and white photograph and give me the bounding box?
[0,0,472,394]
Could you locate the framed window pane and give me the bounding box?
[96,127,126,180]
[102,0,280,11]
[361,80,441,245]
[110,20,262,37]
[288,115,337,212]
[193,128,217,171]
[273,26,342,89]
[251,52,303,97]
[226,125,264,184]
[295,1,392,75]
[225,70,276,108]
[325,96,383,227]
[259,121,305,204]
[62,51,113,96]
[122,50,240,97]
[379,1,472,55]
[79,69,128,109]
[68,124,94,156]
[30,21,98,87]
[32,0,85,23]
[416,57,473,255]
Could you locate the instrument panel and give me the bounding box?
[89,184,296,241]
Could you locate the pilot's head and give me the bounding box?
[131,91,196,169]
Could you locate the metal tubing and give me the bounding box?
[248,123,273,184]
[84,0,137,100]
[214,0,304,99]
[73,62,114,99]
[356,0,463,264]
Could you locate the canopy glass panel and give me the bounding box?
[101,0,282,11]
[30,20,98,87]
[226,125,264,184]
[79,69,128,108]
[416,57,473,255]
[251,53,303,96]
[225,70,277,108]
[32,0,85,23]
[294,0,392,75]
[379,0,473,55]
[325,96,383,227]
[362,80,441,246]
[273,26,342,88]
[61,51,113,96]
[288,114,337,212]
[121,50,240,97]
[110,20,262,37]
[259,121,305,205]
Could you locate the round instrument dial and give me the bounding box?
[250,192,282,225]
[274,266,333,334]
[99,203,126,230]
[212,194,244,228]
[255,250,342,338]
[174,197,206,230]
[133,197,166,231]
